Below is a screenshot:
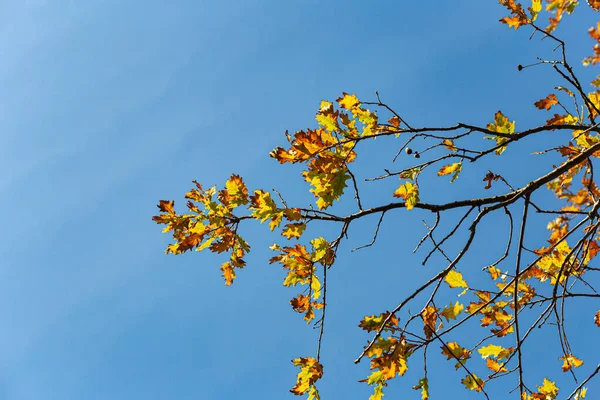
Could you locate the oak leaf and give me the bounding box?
[437,162,462,182]
[461,374,484,392]
[478,344,505,359]
[412,377,429,400]
[486,111,515,155]
[534,94,559,110]
[393,181,419,210]
[282,223,307,240]
[440,301,464,322]
[443,138,457,152]
[441,341,471,369]
[535,378,559,399]
[559,354,584,372]
[445,270,468,289]
[290,357,323,396]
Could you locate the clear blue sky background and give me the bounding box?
[1,1,599,399]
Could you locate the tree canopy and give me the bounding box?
[154,1,600,399]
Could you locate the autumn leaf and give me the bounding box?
[290,293,322,323]
[282,223,307,240]
[445,270,468,290]
[250,190,279,226]
[437,162,462,182]
[359,312,399,332]
[595,310,600,327]
[304,166,350,210]
[290,357,323,396]
[443,138,457,152]
[487,266,502,280]
[412,377,429,400]
[369,383,385,400]
[222,174,249,208]
[478,344,505,359]
[220,261,235,286]
[559,354,584,372]
[157,199,175,214]
[290,293,311,314]
[499,0,530,29]
[461,374,484,392]
[529,0,542,20]
[388,115,401,128]
[441,342,471,369]
[440,301,464,322]
[336,92,360,110]
[546,113,578,126]
[536,378,559,399]
[574,387,588,400]
[422,306,440,339]
[486,111,515,155]
[307,386,320,400]
[486,358,508,373]
[399,167,421,181]
[483,170,501,189]
[534,94,559,110]
[393,181,419,210]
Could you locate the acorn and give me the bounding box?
[405,147,413,155]
[517,64,523,71]
[414,152,421,159]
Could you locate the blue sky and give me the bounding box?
[1,1,599,399]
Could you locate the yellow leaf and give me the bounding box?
[537,378,559,399]
[281,223,306,240]
[369,383,384,400]
[445,270,468,289]
[307,386,320,400]
[249,190,279,224]
[478,344,505,359]
[316,100,340,132]
[393,181,419,210]
[440,301,464,322]
[311,274,322,300]
[337,92,361,110]
[575,387,587,400]
[530,0,542,20]
[223,174,249,208]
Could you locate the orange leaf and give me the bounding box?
[534,94,558,110]
[220,261,235,286]
[388,116,401,128]
[559,354,584,372]
[486,358,508,372]
[157,200,175,214]
[437,162,462,182]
